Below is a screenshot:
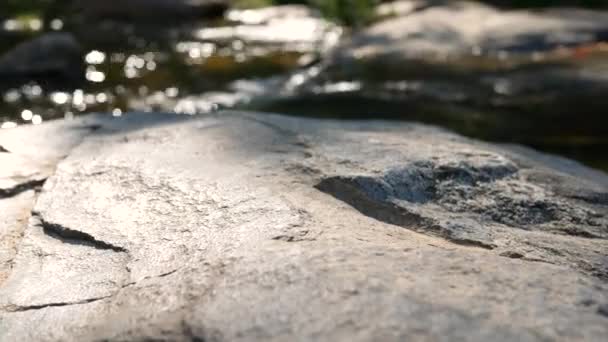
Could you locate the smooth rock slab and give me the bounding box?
[0,115,112,287]
[0,111,607,341]
[0,191,35,285]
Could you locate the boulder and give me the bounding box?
[0,32,83,77]
[0,111,607,341]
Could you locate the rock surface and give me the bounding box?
[0,115,118,286]
[0,111,607,341]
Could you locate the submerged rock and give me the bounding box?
[1,111,607,341]
[0,33,83,77]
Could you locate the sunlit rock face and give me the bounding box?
[1,111,607,341]
[0,33,83,77]
[0,115,105,287]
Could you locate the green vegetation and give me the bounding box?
[309,0,375,27]
[233,0,276,9]
[0,0,50,16]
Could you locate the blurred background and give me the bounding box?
[0,0,607,170]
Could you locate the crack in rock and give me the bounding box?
[121,269,179,289]
[0,178,46,199]
[1,268,182,314]
[272,231,315,243]
[2,295,112,313]
[33,213,128,253]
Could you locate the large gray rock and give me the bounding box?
[0,111,607,341]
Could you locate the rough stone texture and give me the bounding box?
[0,191,35,285]
[0,116,99,287]
[0,114,177,287]
[0,115,115,205]
[0,111,607,341]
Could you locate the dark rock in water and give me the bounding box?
[74,0,229,21]
[0,112,607,341]
[0,33,83,78]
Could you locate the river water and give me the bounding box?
[1,3,607,171]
